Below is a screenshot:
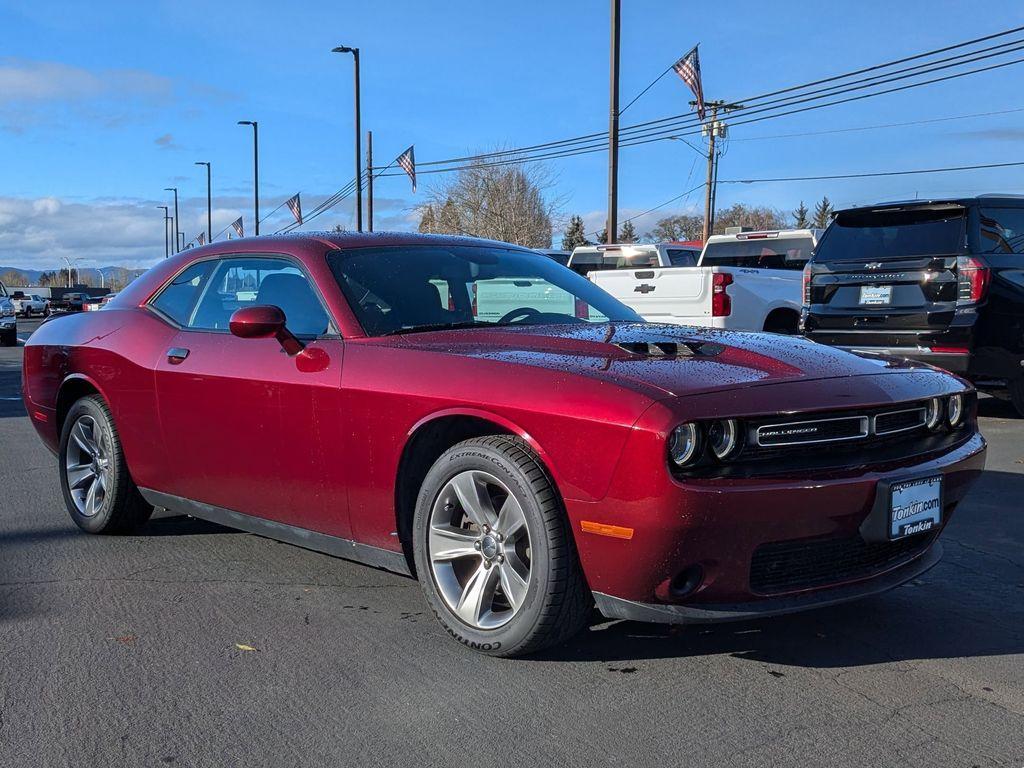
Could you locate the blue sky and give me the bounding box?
[2,0,1024,268]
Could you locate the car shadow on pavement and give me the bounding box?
[977,395,1019,419]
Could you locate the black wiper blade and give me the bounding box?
[384,320,506,336]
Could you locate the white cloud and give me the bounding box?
[0,192,419,270]
[0,58,172,104]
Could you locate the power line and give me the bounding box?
[407,25,1024,170]
[721,159,1024,184]
[378,47,1024,179]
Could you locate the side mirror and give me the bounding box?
[229,305,304,355]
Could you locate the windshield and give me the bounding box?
[815,206,966,262]
[700,238,812,269]
[327,245,642,336]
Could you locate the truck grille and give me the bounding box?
[750,531,937,595]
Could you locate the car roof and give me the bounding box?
[834,194,1024,215]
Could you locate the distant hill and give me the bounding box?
[0,266,147,287]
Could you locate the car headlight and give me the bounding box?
[668,423,701,467]
[924,397,943,431]
[1,306,13,317]
[947,393,965,428]
[708,419,739,459]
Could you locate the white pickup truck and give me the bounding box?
[578,230,819,333]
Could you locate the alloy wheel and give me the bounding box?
[427,469,532,630]
[64,414,111,517]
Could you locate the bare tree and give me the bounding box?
[647,213,703,241]
[713,203,787,234]
[417,157,559,248]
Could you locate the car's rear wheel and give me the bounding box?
[59,395,153,534]
[412,436,591,656]
[1009,378,1024,418]
[1,330,15,347]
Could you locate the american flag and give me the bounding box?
[196,232,206,246]
[396,146,416,193]
[285,193,302,225]
[231,217,244,238]
[672,45,705,121]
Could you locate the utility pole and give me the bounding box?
[366,129,374,232]
[164,187,179,254]
[697,100,742,242]
[606,0,620,245]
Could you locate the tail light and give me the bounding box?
[711,272,733,317]
[574,297,590,320]
[802,264,812,306]
[957,256,990,305]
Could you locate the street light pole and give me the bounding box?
[237,121,259,235]
[157,206,170,258]
[195,161,212,243]
[332,45,362,232]
[164,187,179,254]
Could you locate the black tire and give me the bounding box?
[412,435,591,657]
[1,330,15,347]
[58,395,153,534]
[1010,378,1024,418]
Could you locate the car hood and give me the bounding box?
[390,322,928,399]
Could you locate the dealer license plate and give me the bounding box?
[859,285,893,305]
[889,475,942,539]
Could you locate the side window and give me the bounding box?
[189,256,330,337]
[149,260,216,325]
[979,208,1024,254]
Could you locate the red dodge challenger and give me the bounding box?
[22,232,986,655]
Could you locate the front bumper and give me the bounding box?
[571,431,986,622]
[594,542,942,624]
[1,316,16,332]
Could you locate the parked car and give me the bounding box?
[535,249,570,267]
[583,229,818,333]
[23,232,985,656]
[0,282,16,346]
[567,241,701,276]
[16,294,50,317]
[803,196,1024,416]
[52,292,87,313]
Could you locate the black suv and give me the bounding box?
[803,196,1024,415]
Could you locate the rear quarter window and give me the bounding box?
[149,260,216,325]
[978,208,1024,254]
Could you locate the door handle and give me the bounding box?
[167,347,190,364]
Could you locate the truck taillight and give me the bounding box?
[802,264,811,306]
[957,256,990,305]
[574,297,590,320]
[712,272,733,317]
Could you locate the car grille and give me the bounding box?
[755,415,868,447]
[874,407,925,435]
[749,531,937,595]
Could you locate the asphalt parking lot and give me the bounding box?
[1,317,1022,767]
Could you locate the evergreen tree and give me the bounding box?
[793,200,810,229]
[596,228,608,245]
[618,220,637,243]
[812,196,834,229]
[561,214,591,251]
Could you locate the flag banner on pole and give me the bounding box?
[231,217,244,238]
[396,146,416,193]
[197,232,206,246]
[673,45,705,120]
[285,193,302,225]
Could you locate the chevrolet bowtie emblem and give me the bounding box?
[634,284,656,294]
[865,262,883,269]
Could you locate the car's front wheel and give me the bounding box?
[59,395,153,534]
[412,436,591,657]
[1009,378,1024,418]
[0,330,15,347]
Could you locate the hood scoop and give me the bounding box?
[614,340,725,358]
